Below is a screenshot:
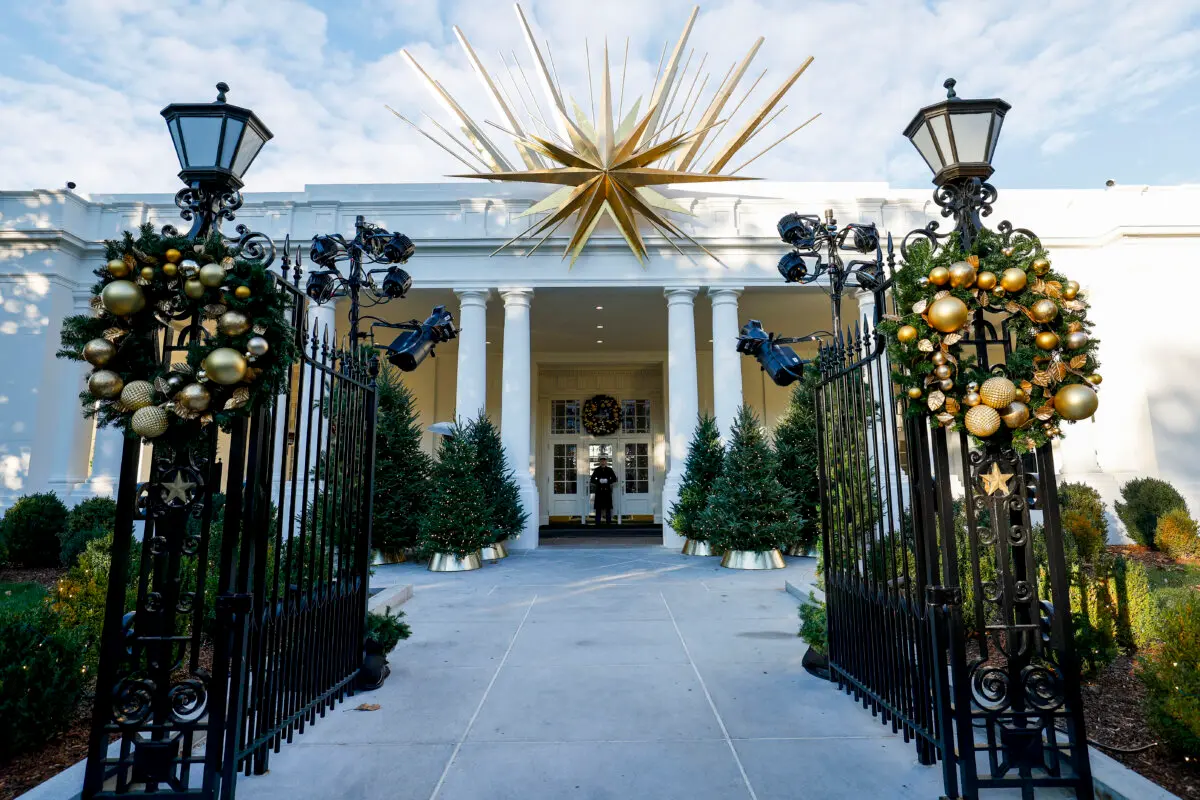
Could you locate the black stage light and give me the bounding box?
[736,320,804,387]
[851,224,879,253]
[777,212,812,247]
[381,232,415,264]
[386,305,457,372]
[305,270,336,303]
[380,267,412,299]
[777,251,808,283]
[309,234,340,268]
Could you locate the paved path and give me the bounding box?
[236,547,948,800]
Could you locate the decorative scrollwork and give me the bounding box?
[168,676,209,723]
[224,223,276,268]
[1021,664,1065,711]
[112,677,156,726]
[932,177,997,252]
[971,664,1011,711]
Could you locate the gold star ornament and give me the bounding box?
[392,4,817,266]
[980,462,1014,497]
[161,471,197,506]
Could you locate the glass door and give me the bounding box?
[620,439,653,518]
[587,442,616,523]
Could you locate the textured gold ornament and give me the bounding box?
[218,310,252,336]
[234,285,252,300]
[1031,257,1051,276]
[1035,331,1060,351]
[975,271,997,291]
[897,325,918,344]
[106,258,131,278]
[928,266,950,286]
[165,248,182,263]
[1065,331,1089,350]
[202,348,248,385]
[83,338,116,367]
[101,280,146,316]
[934,364,953,380]
[131,405,169,438]
[119,380,155,410]
[1030,299,1058,324]
[999,268,1028,293]
[178,383,212,412]
[948,260,976,289]
[965,404,1001,437]
[198,263,226,288]
[88,370,124,399]
[184,279,205,300]
[1086,373,1103,385]
[964,391,982,407]
[1055,383,1099,421]
[907,387,923,400]
[927,296,969,333]
[246,336,269,357]
[980,377,1016,409]
[1000,401,1031,428]
[980,462,1013,495]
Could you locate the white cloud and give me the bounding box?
[0,0,1196,194]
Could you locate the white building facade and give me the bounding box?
[1,181,1197,547]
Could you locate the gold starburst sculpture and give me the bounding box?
[392,4,817,265]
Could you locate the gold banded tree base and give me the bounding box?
[681,538,721,556]
[785,541,817,558]
[371,548,408,565]
[428,551,483,572]
[720,549,786,570]
[480,541,509,560]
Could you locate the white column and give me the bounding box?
[500,289,540,549]
[856,289,911,500]
[42,289,99,501]
[455,289,489,423]
[709,287,743,444]
[662,287,700,548]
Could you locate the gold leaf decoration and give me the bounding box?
[252,324,267,335]
[221,256,236,269]
[912,299,929,315]
[170,363,195,376]
[1045,281,1063,298]
[927,390,945,411]
[1020,380,1033,393]
[933,290,950,300]
[90,295,103,311]
[153,377,172,396]
[1005,301,1022,314]
[966,255,980,268]
[204,304,228,318]
[136,275,152,286]
[1031,278,1046,294]
[1069,355,1088,370]
[223,387,251,411]
[123,254,137,272]
[936,412,955,425]
[1067,321,1083,333]
[882,313,902,322]
[200,413,213,427]
[1034,405,1055,420]
[943,333,962,346]
[1062,300,1087,312]
[1033,370,1053,387]
[977,291,989,306]
[945,397,961,414]
[917,339,934,353]
[244,367,263,383]
[103,327,128,342]
[172,404,199,420]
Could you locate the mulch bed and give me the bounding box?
[1109,544,1191,571]
[1082,654,1200,799]
[0,566,67,590]
[0,705,103,800]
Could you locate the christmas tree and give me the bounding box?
[773,371,821,552]
[667,413,723,542]
[466,413,528,544]
[701,404,800,553]
[417,424,490,558]
[372,368,431,552]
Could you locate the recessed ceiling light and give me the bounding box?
[596,324,604,329]
[486,340,491,344]
[595,305,604,310]
[596,339,604,344]
[708,339,713,343]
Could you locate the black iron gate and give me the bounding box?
[82,249,377,799]
[816,260,1093,796]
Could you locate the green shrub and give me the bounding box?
[0,492,69,566]
[0,603,87,760]
[366,606,411,653]
[1156,508,1200,560]
[1059,482,1108,547]
[798,594,828,655]
[49,533,139,672]
[1061,509,1106,565]
[1110,557,1159,650]
[1116,477,1187,549]
[1070,566,1119,677]
[61,496,120,565]
[1139,593,1200,757]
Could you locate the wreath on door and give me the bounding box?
[582,394,622,436]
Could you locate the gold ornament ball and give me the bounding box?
[965,404,1002,437]
[179,259,199,277]
[1031,257,1051,276]
[184,279,205,300]
[83,338,116,367]
[1065,331,1089,350]
[119,380,156,410]
[234,285,252,300]
[1030,299,1058,324]
[198,263,226,288]
[918,277,931,288]
[964,391,982,407]
[993,286,1007,298]
[907,387,923,400]
[1035,331,1060,351]
[938,378,954,391]
[966,381,980,393]
[1000,401,1031,429]
[948,260,977,289]
[131,405,169,439]
[88,369,124,399]
[202,348,248,385]
[1087,373,1103,385]
[101,280,146,316]
[246,336,269,358]
[897,325,918,344]
[139,266,156,281]
[218,310,251,336]
[1056,383,1099,421]
[1014,388,1027,402]
[178,382,212,412]
[165,248,182,264]
[928,266,950,286]
[927,296,970,333]
[980,376,1017,409]
[934,363,953,380]
[162,262,178,278]
[106,258,130,278]
[931,351,947,366]
[1063,280,1080,301]
[1000,268,1028,293]
[976,271,997,291]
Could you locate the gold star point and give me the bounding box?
[162,472,196,505]
[980,462,1014,496]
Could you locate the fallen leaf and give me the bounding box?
[354,703,381,712]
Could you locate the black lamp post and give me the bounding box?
[160,82,273,241]
[903,78,1010,251]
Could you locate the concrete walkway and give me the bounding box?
[236,547,948,800]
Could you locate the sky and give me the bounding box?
[0,0,1197,196]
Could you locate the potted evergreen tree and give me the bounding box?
[668,413,724,556]
[466,413,528,560]
[371,368,431,563]
[701,405,799,569]
[418,425,490,571]
[774,371,821,557]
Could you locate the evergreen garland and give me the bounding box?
[774,371,821,551]
[417,426,490,558]
[371,368,431,551]
[701,405,800,553]
[57,223,297,443]
[466,413,528,544]
[667,413,723,542]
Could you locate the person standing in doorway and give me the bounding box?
[590,457,619,525]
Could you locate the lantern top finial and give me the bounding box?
[943,78,957,99]
[215,82,229,103]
